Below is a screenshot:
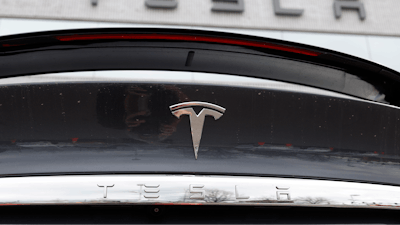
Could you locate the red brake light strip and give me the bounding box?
[55,33,320,56]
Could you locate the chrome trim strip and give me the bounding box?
[0,175,399,209]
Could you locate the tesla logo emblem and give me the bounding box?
[170,101,226,159]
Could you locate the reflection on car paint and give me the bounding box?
[0,72,398,185]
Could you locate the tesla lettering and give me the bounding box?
[140,0,367,20]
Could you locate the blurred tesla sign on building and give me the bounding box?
[145,0,366,20]
[1,0,400,36]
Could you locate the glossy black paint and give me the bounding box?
[0,28,400,106]
[0,82,399,184]
[0,28,399,184]
[0,206,399,224]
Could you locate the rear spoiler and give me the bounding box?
[0,28,399,106]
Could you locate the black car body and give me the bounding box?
[0,28,398,223]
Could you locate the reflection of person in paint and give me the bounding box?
[123,85,188,144]
[97,84,188,144]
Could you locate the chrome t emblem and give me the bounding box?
[170,101,226,159]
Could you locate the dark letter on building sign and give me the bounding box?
[273,0,303,16]
[145,0,178,9]
[212,0,244,13]
[334,0,366,20]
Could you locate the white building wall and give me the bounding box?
[1,0,400,36]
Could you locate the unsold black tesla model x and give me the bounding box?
[0,28,398,224]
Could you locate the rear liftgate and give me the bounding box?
[0,28,399,210]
